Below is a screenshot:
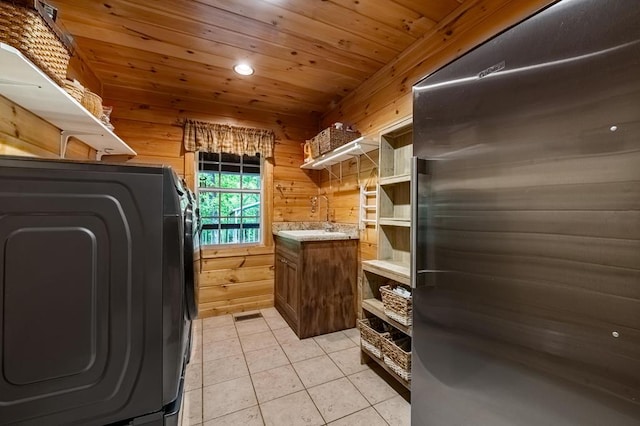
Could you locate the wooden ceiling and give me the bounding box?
[47,0,465,120]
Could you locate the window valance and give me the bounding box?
[182,119,275,158]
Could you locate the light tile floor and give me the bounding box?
[182,308,410,426]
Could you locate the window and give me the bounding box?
[197,152,262,246]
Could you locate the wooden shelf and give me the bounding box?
[379,218,411,227]
[362,259,410,286]
[361,346,411,390]
[0,43,136,159]
[301,137,377,170]
[362,298,412,337]
[379,174,411,185]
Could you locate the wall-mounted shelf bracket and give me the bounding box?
[60,130,105,159]
[324,161,342,182]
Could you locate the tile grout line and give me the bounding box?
[235,316,267,426]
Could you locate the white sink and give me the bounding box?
[277,229,352,241]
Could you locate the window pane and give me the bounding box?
[220,229,240,244]
[242,174,261,189]
[219,174,241,189]
[198,172,218,188]
[200,162,219,172]
[201,229,219,245]
[219,192,241,216]
[201,217,218,226]
[243,228,260,243]
[242,192,260,210]
[221,164,241,174]
[199,192,219,217]
[243,163,260,173]
[243,154,260,165]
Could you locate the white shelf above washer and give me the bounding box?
[301,137,378,170]
[0,42,136,159]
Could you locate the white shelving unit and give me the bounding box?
[0,43,136,160]
[359,118,413,390]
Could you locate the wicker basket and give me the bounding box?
[358,318,391,359]
[380,285,413,326]
[63,79,84,103]
[0,1,71,86]
[313,127,361,155]
[81,90,103,118]
[381,335,411,382]
[308,138,320,159]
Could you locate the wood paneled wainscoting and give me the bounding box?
[198,245,276,317]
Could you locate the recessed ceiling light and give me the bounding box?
[233,63,254,76]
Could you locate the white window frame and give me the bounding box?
[196,151,264,247]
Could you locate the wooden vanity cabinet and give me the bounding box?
[274,236,357,338]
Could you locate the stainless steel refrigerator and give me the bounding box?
[411,0,640,424]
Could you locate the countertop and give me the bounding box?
[272,222,359,242]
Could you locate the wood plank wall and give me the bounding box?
[102,87,319,317]
[0,96,95,159]
[319,0,556,263]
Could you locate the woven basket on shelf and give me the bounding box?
[312,127,361,155]
[308,138,320,159]
[63,80,84,103]
[380,285,413,326]
[358,318,390,359]
[81,90,103,118]
[381,335,411,382]
[0,1,71,86]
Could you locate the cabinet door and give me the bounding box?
[275,249,299,325]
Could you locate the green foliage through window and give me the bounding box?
[198,152,261,245]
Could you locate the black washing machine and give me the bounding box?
[0,155,198,425]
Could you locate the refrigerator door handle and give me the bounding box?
[411,156,432,289]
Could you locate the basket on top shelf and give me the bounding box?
[0,0,72,87]
[380,285,413,326]
[381,335,411,382]
[311,125,361,156]
[81,89,103,119]
[63,79,84,103]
